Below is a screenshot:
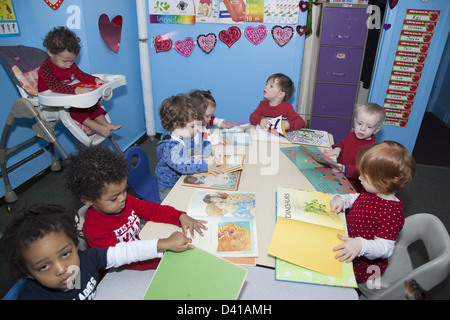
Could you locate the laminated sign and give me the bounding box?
[383,9,440,127]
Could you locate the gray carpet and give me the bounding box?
[0,136,449,299]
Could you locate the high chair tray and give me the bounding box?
[38,74,126,108]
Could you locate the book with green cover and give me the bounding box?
[143,247,248,300]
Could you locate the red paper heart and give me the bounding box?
[44,0,64,10]
[299,1,309,12]
[296,25,307,37]
[98,14,122,53]
[219,26,241,48]
[197,33,217,54]
[389,0,398,9]
[154,35,173,53]
[271,25,293,47]
[174,37,195,57]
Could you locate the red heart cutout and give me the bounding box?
[44,0,64,10]
[219,26,241,48]
[98,14,122,53]
[296,25,307,37]
[154,35,173,53]
[389,0,398,10]
[299,1,309,12]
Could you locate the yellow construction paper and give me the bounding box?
[268,217,344,278]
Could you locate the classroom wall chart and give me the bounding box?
[0,0,20,37]
[383,8,440,128]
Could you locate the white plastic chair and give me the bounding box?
[358,213,450,300]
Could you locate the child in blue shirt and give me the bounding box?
[156,94,223,201]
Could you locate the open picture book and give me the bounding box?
[268,187,357,287]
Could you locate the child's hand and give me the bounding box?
[220,122,234,129]
[207,156,224,176]
[259,118,271,130]
[75,87,90,94]
[282,121,290,131]
[157,231,194,252]
[95,78,108,85]
[332,163,345,174]
[324,147,341,158]
[179,213,208,238]
[330,196,344,213]
[333,234,362,263]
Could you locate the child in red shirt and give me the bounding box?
[330,141,416,283]
[38,26,121,137]
[324,103,386,192]
[250,73,306,131]
[64,145,207,270]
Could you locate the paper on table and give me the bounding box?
[268,217,345,278]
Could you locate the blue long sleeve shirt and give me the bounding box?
[156,133,212,188]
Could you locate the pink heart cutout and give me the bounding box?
[271,25,293,47]
[174,37,195,57]
[154,35,173,53]
[98,14,122,53]
[244,25,267,45]
[219,26,241,48]
[197,33,217,54]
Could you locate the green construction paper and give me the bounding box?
[143,247,248,300]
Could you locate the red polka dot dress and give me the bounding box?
[346,190,405,283]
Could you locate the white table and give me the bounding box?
[95,265,358,300]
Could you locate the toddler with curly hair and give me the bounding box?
[64,145,207,270]
[38,26,121,137]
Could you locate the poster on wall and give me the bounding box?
[195,0,246,24]
[149,0,196,24]
[246,0,300,24]
[383,9,440,127]
[0,0,20,37]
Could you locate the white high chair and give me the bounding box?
[0,45,126,207]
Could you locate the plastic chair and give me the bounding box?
[2,278,26,300]
[124,146,160,203]
[77,205,89,250]
[359,213,450,300]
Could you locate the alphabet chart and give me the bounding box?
[0,0,20,37]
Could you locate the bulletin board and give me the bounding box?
[0,0,20,37]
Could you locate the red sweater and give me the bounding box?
[249,101,306,131]
[83,194,184,270]
[335,132,376,192]
[38,57,96,94]
[347,191,404,283]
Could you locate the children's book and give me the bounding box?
[73,81,103,91]
[268,187,356,285]
[198,154,245,174]
[281,145,356,194]
[182,170,242,191]
[252,124,290,144]
[143,247,248,300]
[185,189,258,258]
[284,129,332,148]
[298,145,340,170]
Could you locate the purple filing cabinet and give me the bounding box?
[311,3,369,141]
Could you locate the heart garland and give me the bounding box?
[271,25,294,47]
[298,1,309,12]
[44,0,64,10]
[197,33,217,54]
[244,25,267,45]
[219,26,241,48]
[174,37,195,57]
[389,0,399,10]
[154,35,173,53]
[296,25,307,37]
[98,14,123,54]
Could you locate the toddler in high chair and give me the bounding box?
[38,26,121,137]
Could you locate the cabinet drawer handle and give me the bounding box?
[331,72,345,77]
[337,35,351,39]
